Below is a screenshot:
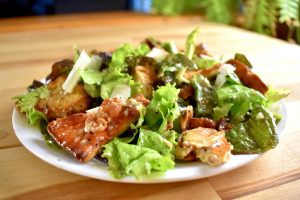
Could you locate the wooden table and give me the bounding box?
[1,12,300,200]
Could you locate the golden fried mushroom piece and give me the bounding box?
[175,127,232,166]
[46,59,73,81]
[180,106,217,131]
[47,96,149,162]
[35,75,92,121]
[188,118,216,130]
[226,59,268,94]
[133,65,157,98]
[195,43,212,57]
[179,84,194,100]
[180,106,193,131]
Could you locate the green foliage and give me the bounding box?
[152,0,199,15]
[278,0,300,40]
[151,0,300,44]
[200,0,233,24]
[13,86,49,126]
[245,0,271,34]
[245,0,300,36]
[278,0,299,23]
[268,1,279,36]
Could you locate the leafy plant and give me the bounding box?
[152,0,300,44]
[245,0,273,34]
[278,0,300,40]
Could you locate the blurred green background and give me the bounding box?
[152,0,300,44]
[1,0,299,44]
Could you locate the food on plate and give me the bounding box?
[175,127,232,166]
[48,95,149,162]
[35,75,92,120]
[13,27,289,179]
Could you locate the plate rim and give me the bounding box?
[11,100,287,184]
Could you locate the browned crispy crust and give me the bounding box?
[188,118,217,130]
[180,106,217,131]
[35,75,92,121]
[226,59,268,94]
[175,127,232,164]
[179,84,194,100]
[195,43,211,57]
[47,96,148,162]
[217,118,233,132]
[133,65,157,98]
[180,106,193,131]
[46,59,74,81]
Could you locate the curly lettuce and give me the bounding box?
[13,86,49,126]
[110,43,150,71]
[214,85,266,121]
[144,84,180,133]
[102,139,175,179]
[81,43,149,99]
[138,128,177,155]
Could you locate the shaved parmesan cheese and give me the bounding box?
[62,50,102,93]
[146,47,168,62]
[169,41,179,54]
[215,64,240,88]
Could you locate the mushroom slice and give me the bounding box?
[175,127,232,166]
[226,59,268,94]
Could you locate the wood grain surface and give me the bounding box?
[0,12,300,200]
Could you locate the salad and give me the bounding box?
[14,28,289,179]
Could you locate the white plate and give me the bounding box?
[12,101,287,183]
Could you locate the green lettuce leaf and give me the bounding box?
[62,50,101,93]
[138,128,176,155]
[265,86,290,105]
[119,106,147,144]
[13,86,49,126]
[158,54,196,84]
[264,86,289,123]
[144,84,180,133]
[110,43,150,71]
[193,57,218,69]
[145,37,178,54]
[213,103,233,121]
[226,105,278,154]
[191,75,216,118]
[185,27,200,59]
[102,139,175,179]
[161,130,179,147]
[82,68,141,99]
[162,41,178,54]
[234,53,253,68]
[73,44,81,62]
[81,69,103,85]
[100,69,141,99]
[214,64,241,88]
[81,43,148,99]
[83,83,101,98]
[216,85,266,121]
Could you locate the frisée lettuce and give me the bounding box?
[13,86,49,126]
[102,138,175,179]
[144,84,180,133]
